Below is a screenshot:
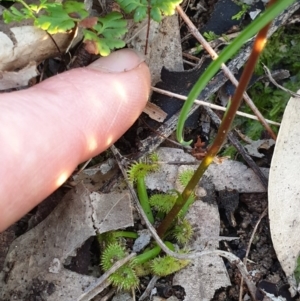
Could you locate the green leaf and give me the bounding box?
[84,12,127,56]
[151,0,182,16]
[83,29,126,56]
[34,5,76,33]
[116,0,148,22]
[3,7,31,23]
[294,256,300,283]
[203,31,219,42]
[117,0,147,13]
[150,6,161,22]
[134,6,148,22]
[95,12,128,37]
[63,1,89,19]
[151,255,190,276]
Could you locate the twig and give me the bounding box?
[99,288,116,301]
[76,159,92,174]
[111,145,257,300]
[140,118,192,149]
[152,86,280,126]
[139,275,160,301]
[263,64,300,98]
[125,23,149,44]
[182,52,203,61]
[239,207,267,301]
[79,253,136,301]
[186,32,240,55]
[176,5,277,141]
[182,59,197,67]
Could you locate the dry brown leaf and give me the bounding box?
[269,90,300,280]
[143,101,168,123]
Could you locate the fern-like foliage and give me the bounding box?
[3,5,33,22]
[83,12,127,56]
[116,0,183,22]
[3,0,127,56]
[3,0,88,33]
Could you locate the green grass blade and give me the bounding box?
[176,0,296,145]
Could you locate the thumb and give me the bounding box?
[0,49,151,232]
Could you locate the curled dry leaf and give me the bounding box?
[84,39,98,54]
[79,17,98,28]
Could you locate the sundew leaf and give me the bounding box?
[151,255,190,276]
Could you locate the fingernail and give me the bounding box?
[87,49,146,73]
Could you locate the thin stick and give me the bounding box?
[139,275,159,301]
[239,207,268,301]
[79,253,136,301]
[152,86,280,126]
[263,64,300,98]
[144,1,151,55]
[76,158,92,174]
[140,117,192,149]
[176,5,277,141]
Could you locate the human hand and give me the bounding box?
[0,49,151,232]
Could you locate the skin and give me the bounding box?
[0,49,151,232]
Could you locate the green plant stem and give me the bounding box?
[157,0,281,238]
[137,177,154,224]
[135,242,174,265]
[176,0,296,145]
[111,231,138,239]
